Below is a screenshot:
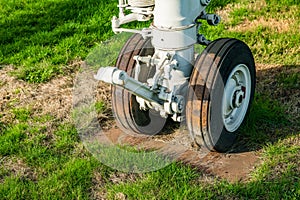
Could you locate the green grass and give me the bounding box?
[0,0,300,83]
[200,1,300,65]
[107,141,300,199]
[277,72,299,89]
[0,0,300,199]
[107,158,300,199]
[1,0,299,82]
[237,94,290,150]
[266,0,300,6]
[0,0,118,82]
[0,108,101,199]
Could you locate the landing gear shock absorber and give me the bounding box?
[94,0,256,152]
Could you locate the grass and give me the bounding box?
[107,156,300,199]
[0,0,118,82]
[238,94,290,150]
[1,0,299,83]
[0,107,105,199]
[0,0,299,199]
[201,1,300,65]
[277,72,299,89]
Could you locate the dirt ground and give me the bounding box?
[1,62,299,183]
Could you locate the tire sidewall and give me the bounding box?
[210,40,256,151]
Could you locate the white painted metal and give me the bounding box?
[222,64,252,132]
[151,27,197,50]
[112,0,154,33]
[128,0,155,7]
[153,0,204,28]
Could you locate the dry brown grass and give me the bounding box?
[90,169,143,200]
[218,0,298,35]
[95,81,114,130]
[217,0,267,23]
[229,18,293,33]
[0,156,37,183]
[0,65,79,188]
[0,66,74,125]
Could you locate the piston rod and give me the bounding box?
[94,67,163,107]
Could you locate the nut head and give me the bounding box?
[207,14,221,26]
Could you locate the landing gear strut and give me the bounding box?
[95,0,256,152]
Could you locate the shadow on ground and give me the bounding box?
[95,64,300,182]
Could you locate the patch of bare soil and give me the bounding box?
[96,127,259,183]
[0,65,75,125]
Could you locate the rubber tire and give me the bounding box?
[186,38,256,152]
[111,33,167,135]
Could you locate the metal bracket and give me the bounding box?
[197,34,211,46]
[198,11,221,26]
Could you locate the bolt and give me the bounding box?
[177,116,183,122]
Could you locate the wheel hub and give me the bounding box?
[232,87,245,108]
[222,64,251,132]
